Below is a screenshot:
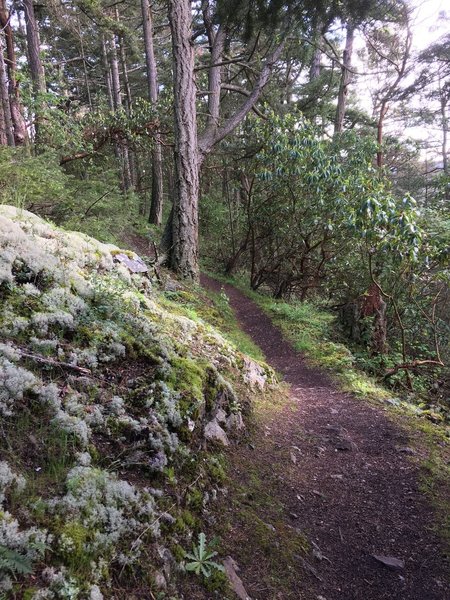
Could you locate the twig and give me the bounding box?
[19,349,92,375]
[82,190,114,220]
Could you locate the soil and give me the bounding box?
[198,274,449,600]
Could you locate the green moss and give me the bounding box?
[158,284,265,362]
[206,455,226,484]
[174,510,199,534]
[202,568,229,593]
[186,488,203,511]
[166,356,211,420]
[60,521,90,561]
[171,543,186,562]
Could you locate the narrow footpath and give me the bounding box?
[201,274,449,600]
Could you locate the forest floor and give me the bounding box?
[196,274,449,600]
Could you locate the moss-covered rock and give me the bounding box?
[0,206,273,598]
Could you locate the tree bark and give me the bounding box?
[439,76,448,175]
[77,14,92,110]
[101,35,114,110]
[108,33,122,110]
[168,0,200,280]
[168,1,287,279]
[0,0,28,145]
[309,20,323,82]
[119,32,137,189]
[23,0,46,96]
[376,100,388,168]
[334,22,355,135]
[142,0,164,225]
[0,87,6,145]
[0,33,14,146]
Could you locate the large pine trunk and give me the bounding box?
[168,0,200,280]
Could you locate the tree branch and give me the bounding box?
[198,38,286,157]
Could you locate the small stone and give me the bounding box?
[215,408,227,424]
[242,357,267,390]
[153,571,167,590]
[226,412,245,431]
[397,446,416,455]
[114,252,148,273]
[371,555,405,570]
[204,420,230,446]
[164,278,179,292]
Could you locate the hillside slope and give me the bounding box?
[0,206,271,599]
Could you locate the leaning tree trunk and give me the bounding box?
[334,21,355,135]
[168,0,200,280]
[142,0,164,225]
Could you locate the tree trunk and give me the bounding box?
[376,100,388,168]
[168,0,200,280]
[0,33,14,146]
[309,20,323,82]
[0,0,28,145]
[23,0,46,96]
[142,0,164,225]
[101,35,114,110]
[0,89,6,145]
[119,32,137,189]
[108,33,122,110]
[168,0,286,279]
[439,76,448,175]
[77,14,92,110]
[334,22,355,135]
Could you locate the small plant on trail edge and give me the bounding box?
[184,533,225,578]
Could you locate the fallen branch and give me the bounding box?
[384,359,444,377]
[19,350,92,375]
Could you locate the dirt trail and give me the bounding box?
[201,274,449,600]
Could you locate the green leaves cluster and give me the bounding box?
[255,110,422,261]
[184,533,225,578]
